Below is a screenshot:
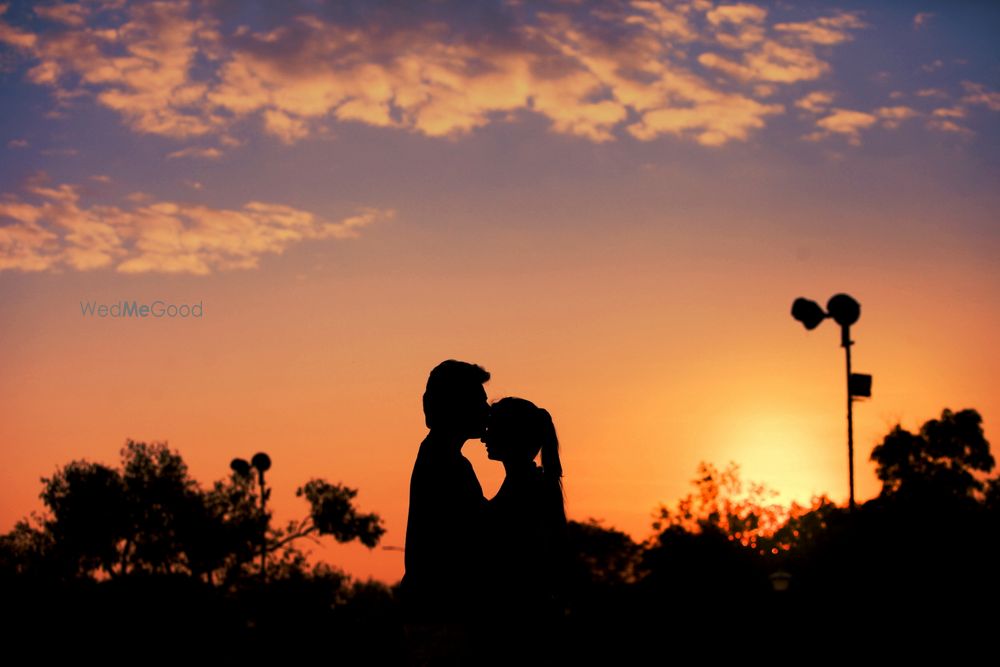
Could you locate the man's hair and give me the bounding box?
[423,359,490,429]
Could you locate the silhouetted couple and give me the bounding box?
[400,360,568,666]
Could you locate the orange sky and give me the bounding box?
[1,0,998,583]
[3,200,997,582]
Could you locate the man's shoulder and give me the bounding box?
[410,436,460,484]
[409,437,434,485]
[413,436,471,467]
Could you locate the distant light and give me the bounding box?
[769,571,792,592]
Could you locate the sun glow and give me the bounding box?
[713,408,843,508]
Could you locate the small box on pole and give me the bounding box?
[849,373,872,398]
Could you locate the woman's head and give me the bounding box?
[481,397,563,480]
[482,397,569,597]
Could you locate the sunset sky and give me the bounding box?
[1,0,998,583]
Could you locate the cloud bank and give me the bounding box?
[0,176,392,274]
[0,0,870,147]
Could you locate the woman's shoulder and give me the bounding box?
[489,467,547,512]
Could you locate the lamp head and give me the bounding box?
[791,297,826,330]
[251,452,272,472]
[230,458,251,478]
[827,293,860,327]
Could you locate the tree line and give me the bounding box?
[2,407,996,662]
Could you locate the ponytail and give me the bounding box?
[538,408,562,480]
[537,408,567,534]
[536,407,569,616]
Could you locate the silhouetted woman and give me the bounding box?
[479,397,568,666]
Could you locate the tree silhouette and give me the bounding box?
[1,439,395,663]
[870,407,994,504]
[783,408,999,637]
[567,518,641,587]
[38,458,130,578]
[24,440,262,581]
[4,412,995,661]
[2,439,385,586]
[769,494,841,554]
[271,479,386,554]
[636,462,784,625]
[560,519,643,664]
[651,461,789,553]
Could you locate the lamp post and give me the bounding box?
[769,570,792,593]
[231,452,272,580]
[791,294,872,511]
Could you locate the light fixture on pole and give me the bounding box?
[231,452,272,579]
[791,294,872,511]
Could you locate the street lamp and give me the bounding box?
[769,570,792,593]
[231,452,272,579]
[791,294,872,511]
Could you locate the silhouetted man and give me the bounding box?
[401,359,490,664]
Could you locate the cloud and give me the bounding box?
[805,104,919,143]
[7,138,29,148]
[699,11,865,84]
[924,104,974,135]
[913,13,934,30]
[699,41,830,83]
[806,108,877,145]
[627,94,783,146]
[931,107,965,119]
[704,3,767,49]
[0,0,868,148]
[4,0,220,139]
[0,2,35,47]
[166,146,223,159]
[961,81,1000,111]
[263,109,310,144]
[625,1,701,43]
[794,91,834,113]
[33,3,89,27]
[772,12,865,45]
[870,70,890,84]
[875,106,917,129]
[907,81,1000,136]
[0,177,393,274]
[706,4,768,26]
[926,119,972,135]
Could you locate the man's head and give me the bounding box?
[423,360,490,438]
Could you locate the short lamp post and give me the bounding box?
[791,294,872,511]
[231,452,272,580]
[769,570,792,593]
